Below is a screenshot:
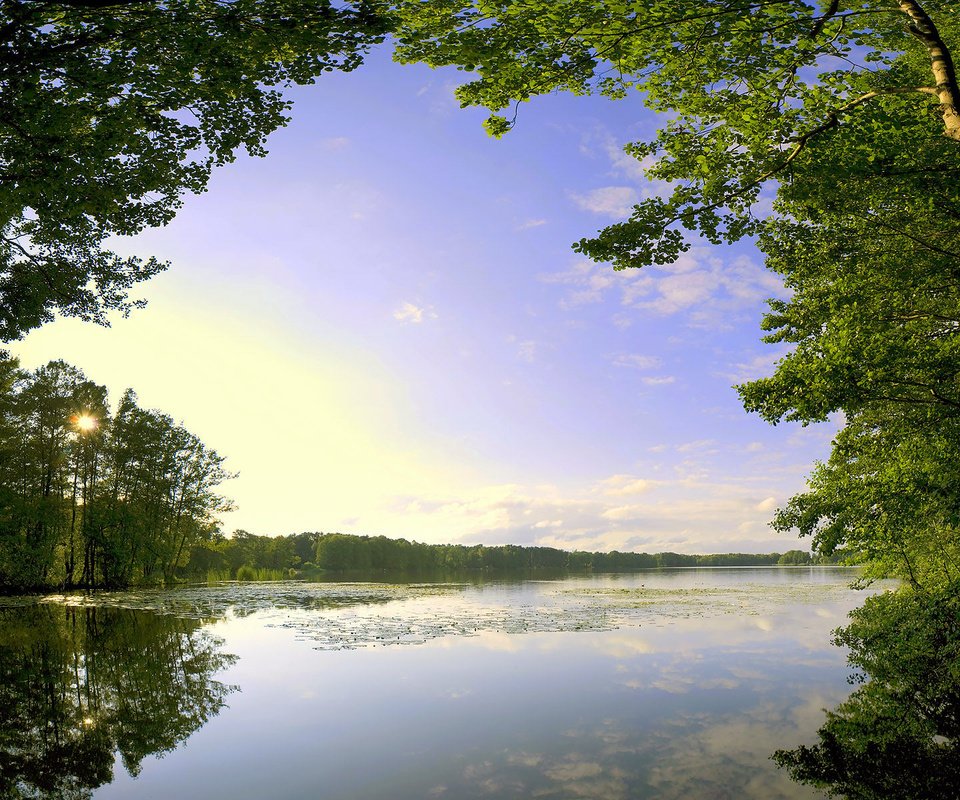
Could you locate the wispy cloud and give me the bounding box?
[414,79,465,116]
[642,376,676,386]
[608,355,676,386]
[539,261,616,309]
[718,350,788,384]
[605,142,674,200]
[610,353,661,370]
[516,339,537,362]
[319,136,351,151]
[599,475,655,496]
[516,218,548,231]
[393,302,437,324]
[542,249,784,327]
[577,127,674,199]
[356,469,810,556]
[570,186,639,217]
[676,438,719,454]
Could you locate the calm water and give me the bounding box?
[1,568,880,799]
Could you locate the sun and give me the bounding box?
[72,413,98,432]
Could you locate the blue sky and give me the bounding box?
[11,49,835,553]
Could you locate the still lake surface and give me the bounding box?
[1,568,882,799]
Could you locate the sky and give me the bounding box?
[10,49,836,554]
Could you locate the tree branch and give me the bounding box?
[659,88,939,230]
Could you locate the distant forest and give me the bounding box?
[190,530,838,583]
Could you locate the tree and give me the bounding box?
[0,0,389,340]
[393,0,960,581]
[0,354,234,590]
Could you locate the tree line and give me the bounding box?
[186,530,832,579]
[0,353,232,592]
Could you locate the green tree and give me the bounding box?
[777,549,813,566]
[771,407,960,586]
[0,0,389,340]
[0,356,233,590]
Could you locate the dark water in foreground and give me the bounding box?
[0,568,878,799]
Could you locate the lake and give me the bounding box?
[0,567,879,799]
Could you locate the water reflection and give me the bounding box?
[775,581,960,799]
[0,570,900,799]
[0,606,236,799]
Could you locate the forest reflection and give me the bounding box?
[0,605,236,799]
[775,580,960,800]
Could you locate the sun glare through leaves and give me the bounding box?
[72,413,98,432]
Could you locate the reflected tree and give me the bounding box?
[0,605,236,799]
[774,582,960,799]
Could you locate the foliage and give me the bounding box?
[774,582,960,799]
[771,407,960,586]
[0,352,233,591]
[394,0,959,263]
[0,0,389,340]
[392,0,960,583]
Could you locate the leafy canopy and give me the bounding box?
[394,0,959,265]
[0,0,388,340]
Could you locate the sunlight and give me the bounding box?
[72,413,98,433]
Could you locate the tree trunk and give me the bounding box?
[898,0,960,141]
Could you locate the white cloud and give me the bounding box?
[542,249,785,328]
[755,497,778,512]
[415,79,464,116]
[319,136,351,151]
[539,261,619,309]
[570,186,639,217]
[349,469,807,556]
[516,218,548,231]
[605,144,674,200]
[622,253,782,326]
[610,353,661,370]
[719,350,789,384]
[676,438,718,454]
[393,302,437,324]
[642,376,676,386]
[598,475,655,496]
[579,127,674,199]
[601,505,645,521]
